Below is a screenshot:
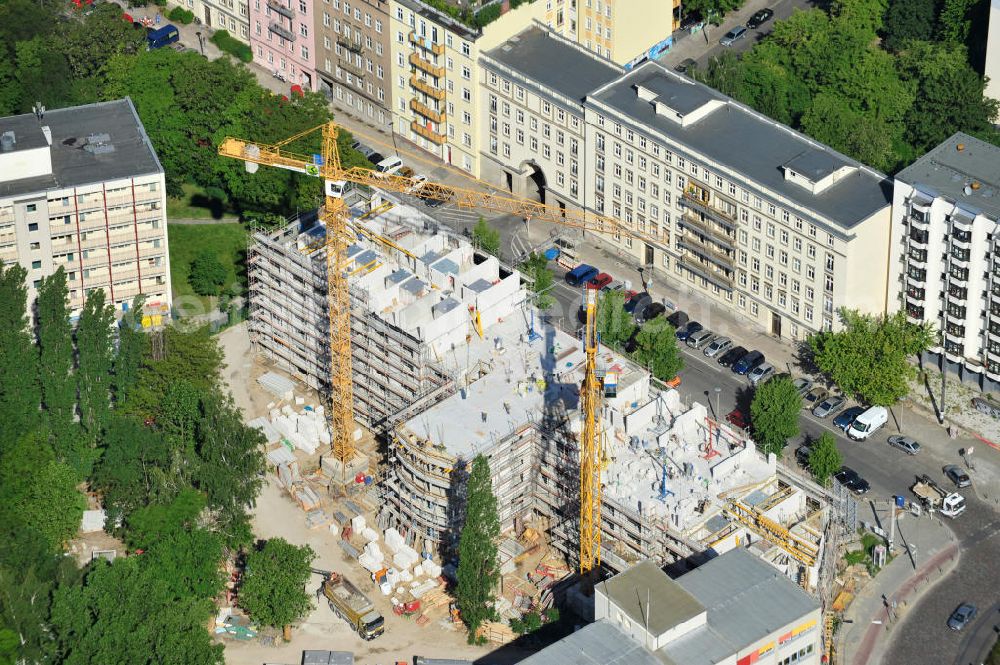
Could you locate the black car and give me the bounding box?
[676,321,703,341]
[746,7,774,29]
[367,151,385,165]
[626,293,652,318]
[640,302,666,323]
[666,310,688,328]
[674,58,697,74]
[834,467,870,495]
[717,345,748,368]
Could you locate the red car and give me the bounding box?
[726,408,748,429]
[588,272,613,290]
[624,289,639,302]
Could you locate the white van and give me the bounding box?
[846,405,888,441]
[375,155,403,175]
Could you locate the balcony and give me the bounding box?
[681,190,736,227]
[337,36,363,54]
[410,120,446,145]
[409,52,445,78]
[679,254,735,290]
[678,237,735,271]
[679,211,735,247]
[410,98,446,124]
[268,22,296,42]
[267,0,294,18]
[410,75,446,101]
[409,31,445,55]
[339,57,365,79]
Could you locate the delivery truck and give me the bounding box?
[317,570,385,640]
[911,474,965,518]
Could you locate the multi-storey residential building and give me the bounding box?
[889,133,1000,390]
[0,99,171,319]
[169,0,251,42]
[574,0,678,64]
[481,40,893,339]
[479,25,620,212]
[249,0,318,89]
[314,0,393,124]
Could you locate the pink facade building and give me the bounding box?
[249,0,317,90]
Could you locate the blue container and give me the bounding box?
[364,475,373,485]
[543,247,559,261]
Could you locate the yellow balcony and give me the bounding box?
[409,52,445,78]
[410,98,446,124]
[409,31,445,55]
[410,75,446,101]
[410,120,446,145]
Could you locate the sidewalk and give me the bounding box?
[837,513,959,665]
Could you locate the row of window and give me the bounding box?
[396,7,472,56]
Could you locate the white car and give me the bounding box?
[406,174,428,193]
[748,362,775,386]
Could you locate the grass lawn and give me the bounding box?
[166,183,239,221]
[168,222,249,313]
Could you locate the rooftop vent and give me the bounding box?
[83,132,115,155]
[0,131,14,153]
[957,143,965,152]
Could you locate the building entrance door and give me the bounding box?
[645,243,654,267]
[771,311,782,338]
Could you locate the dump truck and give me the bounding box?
[316,570,385,640]
[911,474,965,518]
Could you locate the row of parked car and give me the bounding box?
[672,317,776,384]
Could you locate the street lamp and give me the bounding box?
[714,387,722,421]
[196,31,205,55]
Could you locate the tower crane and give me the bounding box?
[219,121,665,575]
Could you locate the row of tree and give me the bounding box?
[0,260,274,663]
[694,0,999,172]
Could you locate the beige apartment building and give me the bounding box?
[167,0,251,42]
[481,32,893,339]
[314,0,393,124]
[0,99,171,320]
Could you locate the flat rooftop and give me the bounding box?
[0,98,163,198]
[895,132,1000,220]
[484,25,622,103]
[597,559,704,638]
[588,62,892,232]
[516,620,661,665]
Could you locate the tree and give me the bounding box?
[749,375,801,456]
[76,289,115,438]
[681,0,747,23]
[188,249,228,297]
[882,0,938,51]
[471,217,501,256]
[595,289,635,348]
[808,432,843,485]
[456,455,500,636]
[0,262,39,445]
[631,318,684,382]
[809,309,934,406]
[519,253,554,310]
[35,268,79,471]
[62,4,146,81]
[92,415,172,527]
[238,539,315,629]
[937,0,975,44]
[113,296,148,406]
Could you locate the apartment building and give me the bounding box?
[889,133,1000,390]
[479,25,620,212]
[169,0,251,42]
[574,0,678,65]
[249,0,318,89]
[314,0,393,124]
[0,99,171,320]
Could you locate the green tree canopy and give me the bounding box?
[882,0,938,51]
[596,289,635,348]
[631,318,684,382]
[520,253,554,310]
[749,375,802,456]
[471,217,501,256]
[0,262,39,444]
[35,269,80,471]
[456,455,500,636]
[238,538,315,628]
[76,289,115,439]
[189,249,228,297]
[808,432,843,485]
[809,309,934,406]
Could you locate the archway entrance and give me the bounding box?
[526,162,546,204]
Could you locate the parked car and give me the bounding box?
[674,58,697,74]
[947,603,977,631]
[803,387,828,410]
[406,174,429,193]
[792,377,813,397]
[813,395,846,418]
[676,321,703,341]
[846,405,889,441]
[720,25,747,46]
[640,302,666,323]
[944,464,971,488]
[626,293,653,319]
[726,408,748,429]
[732,350,764,375]
[704,336,732,358]
[833,406,865,432]
[748,362,776,386]
[666,310,689,328]
[588,272,613,290]
[602,280,625,294]
[834,467,870,495]
[717,345,748,368]
[566,263,600,287]
[795,444,812,467]
[746,7,774,29]
[686,329,715,349]
[887,435,921,455]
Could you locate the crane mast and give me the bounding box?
[579,287,603,574]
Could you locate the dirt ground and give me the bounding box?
[216,324,533,665]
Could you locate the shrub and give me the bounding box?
[168,6,194,23]
[210,29,253,63]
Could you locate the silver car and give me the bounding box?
[792,377,813,397]
[748,362,775,386]
[704,336,733,358]
[887,435,921,455]
[944,464,971,488]
[686,329,715,350]
[812,395,846,418]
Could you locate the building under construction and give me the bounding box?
[247,192,832,584]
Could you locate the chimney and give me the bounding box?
[41,126,52,146]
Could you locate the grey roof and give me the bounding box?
[0,98,162,199]
[402,277,427,295]
[587,62,892,232]
[596,559,704,638]
[432,296,460,316]
[432,257,459,275]
[484,25,621,103]
[658,624,738,665]
[675,549,819,654]
[784,148,844,182]
[387,268,413,284]
[355,249,379,266]
[516,621,662,665]
[301,650,353,665]
[466,277,493,293]
[635,72,717,116]
[895,132,1000,220]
